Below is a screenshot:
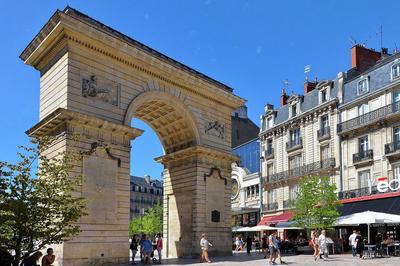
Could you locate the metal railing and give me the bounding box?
[283,199,296,209]
[264,158,335,183]
[317,126,330,140]
[385,142,400,154]
[338,186,382,199]
[353,149,373,164]
[286,137,303,151]
[264,202,279,211]
[337,101,400,133]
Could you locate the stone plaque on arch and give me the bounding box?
[211,210,220,223]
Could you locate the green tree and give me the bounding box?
[0,138,86,266]
[293,175,341,230]
[129,204,163,237]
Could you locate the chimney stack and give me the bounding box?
[304,79,318,94]
[280,89,288,107]
[264,103,274,113]
[351,45,381,72]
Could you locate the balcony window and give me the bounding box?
[393,165,400,180]
[255,185,259,196]
[392,63,400,80]
[289,184,299,201]
[290,128,301,145]
[267,163,274,177]
[268,189,277,204]
[394,91,400,103]
[359,136,369,153]
[321,145,330,161]
[358,170,370,188]
[358,103,369,116]
[357,78,369,95]
[289,154,302,170]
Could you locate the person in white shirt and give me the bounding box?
[200,233,213,263]
[318,230,328,260]
[348,230,358,257]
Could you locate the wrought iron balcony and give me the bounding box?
[264,148,274,159]
[337,101,400,133]
[283,199,295,209]
[385,142,400,155]
[317,126,330,141]
[338,186,381,200]
[352,150,373,166]
[264,202,279,211]
[286,137,303,152]
[264,158,335,183]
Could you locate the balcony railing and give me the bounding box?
[338,186,382,200]
[317,126,330,141]
[264,202,279,211]
[286,137,303,152]
[353,149,373,164]
[283,199,296,209]
[337,101,400,133]
[264,148,274,159]
[385,142,400,155]
[265,158,335,183]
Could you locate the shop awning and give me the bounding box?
[338,195,400,216]
[258,212,294,226]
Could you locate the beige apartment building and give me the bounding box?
[259,79,340,224]
[338,46,400,200]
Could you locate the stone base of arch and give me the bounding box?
[28,108,234,265]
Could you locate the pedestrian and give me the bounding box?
[20,251,43,266]
[310,231,319,261]
[318,230,328,260]
[355,231,364,259]
[200,233,213,263]
[348,230,357,257]
[261,233,268,258]
[156,233,163,264]
[130,235,138,264]
[274,236,286,264]
[246,235,253,255]
[41,248,55,266]
[235,236,241,251]
[268,232,278,265]
[141,235,153,264]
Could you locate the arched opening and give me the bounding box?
[126,91,201,258]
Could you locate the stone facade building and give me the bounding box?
[338,45,400,203]
[130,175,163,219]
[259,79,340,223]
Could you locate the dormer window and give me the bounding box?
[291,104,297,117]
[392,63,400,80]
[321,89,327,103]
[267,117,273,128]
[357,77,369,95]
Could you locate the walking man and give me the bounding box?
[268,232,277,265]
[130,235,138,264]
[348,230,357,257]
[200,233,213,263]
[318,230,328,260]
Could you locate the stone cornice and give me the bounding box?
[259,98,338,139]
[20,7,245,110]
[155,145,239,165]
[26,108,143,141]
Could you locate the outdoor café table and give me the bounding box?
[364,244,376,258]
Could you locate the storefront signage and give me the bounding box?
[373,177,400,193]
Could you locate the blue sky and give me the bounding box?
[1,0,399,179]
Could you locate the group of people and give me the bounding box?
[310,230,330,261]
[20,248,55,266]
[130,233,163,264]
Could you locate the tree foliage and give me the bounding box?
[293,175,341,230]
[0,137,87,266]
[129,204,163,237]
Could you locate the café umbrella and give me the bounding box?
[334,211,400,243]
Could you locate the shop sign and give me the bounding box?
[374,177,400,193]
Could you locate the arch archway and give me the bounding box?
[21,6,245,265]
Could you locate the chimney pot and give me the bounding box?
[280,89,288,107]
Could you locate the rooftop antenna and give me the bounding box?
[283,79,290,90]
[304,65,311,82]
[349,36,357,46]
[380,25,383,51]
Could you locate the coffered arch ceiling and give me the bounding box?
[124,91,200,155]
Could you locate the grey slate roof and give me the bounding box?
[343,52,400,106]
[130,176,163,189]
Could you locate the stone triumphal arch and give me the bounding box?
[21,7,244,265]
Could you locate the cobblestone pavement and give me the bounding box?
[128,252,400,266]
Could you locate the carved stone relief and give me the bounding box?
[205,121,225,139]
[82,74,120,106]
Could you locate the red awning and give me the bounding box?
[258,212,294,226]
